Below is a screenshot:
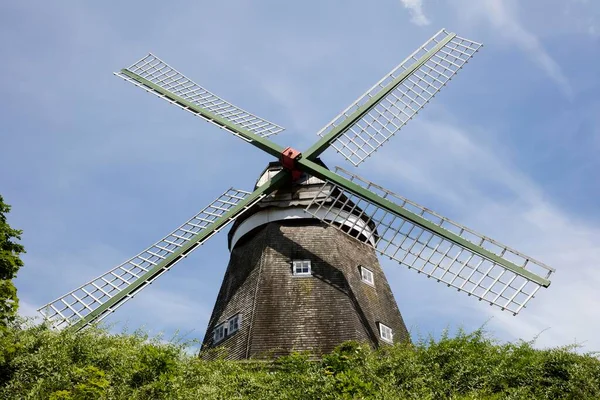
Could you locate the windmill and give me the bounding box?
[39,29,555,359]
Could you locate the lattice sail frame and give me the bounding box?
[305,168,555,315]
[317,29,482,166]
[39,189,262,330]
[115,53,284,139]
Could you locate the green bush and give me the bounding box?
[1,319,598,399]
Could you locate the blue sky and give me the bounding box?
[2,0,599,350]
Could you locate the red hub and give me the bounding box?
[280,146,303,181]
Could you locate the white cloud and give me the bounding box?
[259,75,326,137]
[16,233,219,336]
[456,0,573,98]
[103,285,210,336]
[400,0,431,26]
[17,300,41,321]
[368,118,600,351]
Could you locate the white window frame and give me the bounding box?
[360,266,375,286]
[228,314,241,334]
[213,314,242,343]
[213,322,227,343]
[292,260,312,276]
[379,323,393,343]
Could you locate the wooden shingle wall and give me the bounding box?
[201,220,409,360]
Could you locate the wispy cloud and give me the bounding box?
[457,0,573,98]
[400,0,431,26]
[17,300,40,320]
[105,285,210,336]
[368,118,600,350]
[19,240,214,339]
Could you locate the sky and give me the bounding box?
[2,0,599,351]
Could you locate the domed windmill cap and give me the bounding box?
[227,160,380,251]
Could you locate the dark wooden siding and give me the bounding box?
[201,220,409,360]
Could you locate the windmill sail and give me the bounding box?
[314,29,481,166]
[304,167,554,315]
[115,54,285,140]
[38,188,268,331]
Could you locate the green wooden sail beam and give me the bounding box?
[295,157,551,287]
[302,32,456,161]
[119,69,285,159]
[62,171,289,332]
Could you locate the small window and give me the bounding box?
[213,314,241,343]
[228,314,241,334]
[360,266,374,286]
[379,323,393,343]
[213,323,227,343]
[292,260,312,276]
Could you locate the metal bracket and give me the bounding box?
[280,147,303,180]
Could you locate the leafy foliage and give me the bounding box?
[1,321,599,399]
[0,195,25,327]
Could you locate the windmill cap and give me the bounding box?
[227,162,379,251]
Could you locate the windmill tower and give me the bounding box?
[201,163,409,359]
[39,29,555,359]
